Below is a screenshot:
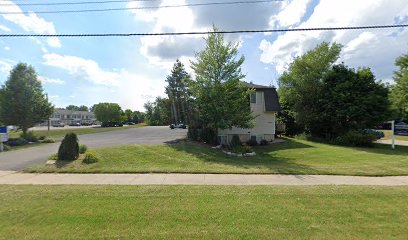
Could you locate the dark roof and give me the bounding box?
[241,81,271,89]
[241,81,280,112]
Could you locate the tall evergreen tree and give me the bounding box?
[165,59,191,125]
[190,26,253,143]
[0,63,53,136]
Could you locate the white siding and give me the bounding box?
[218,90,276,141]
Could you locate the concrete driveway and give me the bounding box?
[0,126,187,171]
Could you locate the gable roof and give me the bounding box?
[241,81,280,112]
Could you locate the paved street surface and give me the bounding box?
[0,171,407,185]
[0,126,186,171]
[376,139,408,146]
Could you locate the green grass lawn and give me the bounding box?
[9,123,146,140]
[0,185,407,239]
[27,138,408,176]
[381,130,408,141]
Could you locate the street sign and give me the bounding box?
[0,133,8,142]
[0,127,8,143]
[394,122,408,136]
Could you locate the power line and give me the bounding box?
[0,0,284,14]
[0,0,158,6]
[0,24,406,37]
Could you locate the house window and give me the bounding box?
[250,92,256,103]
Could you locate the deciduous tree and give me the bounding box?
[0,63,53,136]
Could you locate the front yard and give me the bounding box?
[26,138,408,176]
[0,185,407,239]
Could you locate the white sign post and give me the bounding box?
[386,120,396,149]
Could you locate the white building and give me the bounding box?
[40,109,96,126]
[218,83,280,144]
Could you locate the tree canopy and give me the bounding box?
[278,42,389,138]
[0,63,53,135]
[390,53,408,121]
[144,97,171,126]
[66,105,89,111]
[165,59,191,125]
[189,27,253,142]
[93,103,123,124]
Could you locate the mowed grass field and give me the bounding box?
[0,185,407,239]
[27,138,408,176]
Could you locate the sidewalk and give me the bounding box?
[0,171,407,185]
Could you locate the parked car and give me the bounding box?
[81,122,92,126]
[124,122,135,125]
[68,122,81,127]
[363,129,385,139]
[52,122,65,127]
[101,121,123,127]
[169,124,175,129]
[177,123,187,129]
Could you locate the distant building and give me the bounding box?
[39,109,96,126]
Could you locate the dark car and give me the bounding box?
[177,123,187,129]
[68,122,81,127]
[363,129,385,139]
[125,122,135,125]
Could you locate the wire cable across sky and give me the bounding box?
[0,0,284,14]
[0,24,406,37]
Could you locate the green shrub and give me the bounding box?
[334,130,377,147]
[20,131,38,142]
[38,136,46,141]
[230,135,241,148]
[3,144,11,151]
[58,133,79,161]
[49,153,58,160]
[41,138,55,143]
[82,152,99,164]
[246,138,258,146]
[79,144,88,154]
[6,138,28,146]
[260,139,269,146]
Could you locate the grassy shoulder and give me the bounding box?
[381,130,408,141]
[0,185,407,239]
[26,138,408,176]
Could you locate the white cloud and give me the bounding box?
[43,53,121,86]
[0,25,10,32]
[259,0,408,80]
[4,46,10,51]
[0,1,61,48]
[129,0,283,69]
[0,59,14,74]
[269,0,312,27]
[42,53,166,110]
[38,76,65,85]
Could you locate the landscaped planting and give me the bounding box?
[26,138,408,176]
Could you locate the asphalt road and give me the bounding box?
[0,126,187,171]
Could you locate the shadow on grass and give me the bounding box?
[55,160,72,168]
[165,138,322,174]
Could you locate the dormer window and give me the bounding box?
[250,92,256,103]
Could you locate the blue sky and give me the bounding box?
[0,0,407,111]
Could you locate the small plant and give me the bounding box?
[58,133,79,161]
[41,138,55,143]
[20,131,38,142]
[6,138,28,146]
[3,144,11,151]
[246,138,258,146]
[333,130,377,147]
[82,152,99,164]
[49,153,58,160]
[260,139,269,146]
[79,144,88,154]
[230,135,241,148]
[241,146,253,154]
[38,135,46,141]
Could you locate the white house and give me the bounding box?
[218,82,280,144]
